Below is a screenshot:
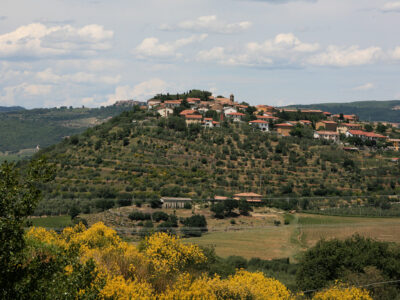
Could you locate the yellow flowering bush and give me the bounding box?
[312,284,372,300]
[142,232,207,275]
[25,222,374,299]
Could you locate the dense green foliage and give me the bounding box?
[0,159,54,299]
[0,105,135,152]
[32,107,400,215]
[0,106,25,113]
[296,235,400,299]
[285,100,400,122]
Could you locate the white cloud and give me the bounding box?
[134,34,207,59]
[160,15,252,34]
[0,83,52,106]
[198,33,319,66]
[353,83,374,91]
[391,47,400,59]
[23,84,52,95]
[106,78,168,105]
[0,23,113,59]
[36,68,120,85]
[382,2,400,12]
[307,45,382,66]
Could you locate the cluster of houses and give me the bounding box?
[145,94,399,150]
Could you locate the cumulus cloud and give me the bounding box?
[0,23,113,59]
[0,83,52,106]
[353,83,375,91]
[106,78,168,105]
[134,34,207,59]
[198,33,319,67]
[391,47,400,59]
[160,15,252,34]
[307,45,382,66]
[36,68,120,85]
[381,2,400,12]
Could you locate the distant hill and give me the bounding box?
[0,106,25,113]
[284,100,400,122]
[0,105,137,153]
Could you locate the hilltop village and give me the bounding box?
[132,92,400,152]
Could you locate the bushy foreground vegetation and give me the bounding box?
[0,160,395,299]
[13,223,372,299]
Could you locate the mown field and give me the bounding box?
[186,212,400,261]
[31,208,400,262]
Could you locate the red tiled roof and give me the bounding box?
[185,114,202,119]
[187,98,201,102]
[212,121,220,124]
[321,121,337,124]
[300,120,312,124]
[323,112,331,115]
[214,196,228,200]
[275,123,294,127]
[348,130,387,138]
[234,192,262,197]
[204,118,213,121]
[165,100,182,104]
[180,109,197,115]
[339,123,362,127]
[249,120,268,124]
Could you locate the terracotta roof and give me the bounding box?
[348,130,387,138]
[275,123,294,127]
[165,100,182,104]
[214,196,228,200]
[180,109,197,115]
[212,121,220,124]
[300,120,312,124]
[321,121,337,124]
[323,112,331,115]
[234,192,262,197]
[249,120,268,124]
[204,118,213,121]
[187,98,201,102]
[185,114,202,119]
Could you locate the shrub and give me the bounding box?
[152,211,169,222]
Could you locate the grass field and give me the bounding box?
[28,215,73,228]
[186,213,400,261]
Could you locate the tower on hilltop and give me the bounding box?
[230,94,234,103]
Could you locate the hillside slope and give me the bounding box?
[0,106,25,113]
[35,107,400,215]
[284,100,400,122]
[0,105,135,153]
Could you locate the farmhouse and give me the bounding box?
[164,100,182,108]
[147,99,161,109]
[157,107,173,117]
[223,106,237,115]
[226,112,246,122]
[314,131,339,142]
[185,114,202,125]
[316,120,338,132]
[160,197,192,209]
[346,130,387,141]
[275,123,294,137]
[233,192,262,203]
[203,118,220,128]
[249,120,269,132]
[337,123,363,134]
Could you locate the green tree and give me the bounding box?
[0,159,54,299]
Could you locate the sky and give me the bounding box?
[1,0,400,108]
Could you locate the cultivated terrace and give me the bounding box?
[33,90,400,216]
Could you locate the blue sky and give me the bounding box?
[1,0,400,108]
